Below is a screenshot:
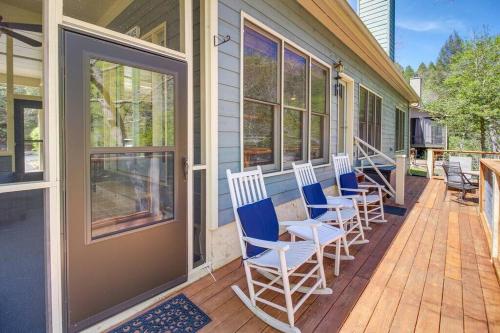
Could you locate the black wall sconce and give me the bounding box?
[333,60,344,96]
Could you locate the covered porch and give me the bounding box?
[123,175,500,333]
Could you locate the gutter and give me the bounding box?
[297,0,420,103]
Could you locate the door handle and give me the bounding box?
[182,157,189,180]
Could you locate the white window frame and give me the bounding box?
[240,12,332,176]
[358,84,383,150]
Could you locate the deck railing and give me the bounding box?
[427,149,500,178]
[479,159,500,277]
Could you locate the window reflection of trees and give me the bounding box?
[243,27,278,103]
[89,59,175,148]
[283,47,307,163]
[243,22,330,170]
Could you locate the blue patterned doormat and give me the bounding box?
[384,205,407,216]
[109,294,211,333]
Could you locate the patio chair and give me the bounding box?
[226,167,333,333]
[332,154,387,229]
[442,162,478,201]
[293,162,368,263]
[449,156,472,172]
[449,156,478,184]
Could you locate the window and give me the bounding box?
[395,108,405,151]
[310,62,329,163]
[242,21,330,172]
[337,82,347,154]
[243,25,280,171]
[0,6,44,184]
[283,46,307,166]
[359,86,381,150]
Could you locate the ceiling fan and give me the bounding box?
[0,15,42,47]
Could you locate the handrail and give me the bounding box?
[354,136,396,164]
[427,148,500,178]
[434,149,500,156]
[354,136,397,198]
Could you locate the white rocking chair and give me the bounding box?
[226,167,332,333]
[332,154,387,229]
[292,162,368,263]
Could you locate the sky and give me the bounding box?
[349,0,500,69]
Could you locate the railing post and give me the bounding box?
[426,149,434,178]
[395,155,406,205]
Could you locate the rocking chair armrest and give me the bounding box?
[306,203,344,209]
[339,187,369,193]
[359,183,384,189]
[279,219,322,228]
[242,237,290,252]
[331,194,360,200]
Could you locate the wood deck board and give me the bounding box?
[113,176,499,333]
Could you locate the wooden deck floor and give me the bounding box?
[169,177,499,332]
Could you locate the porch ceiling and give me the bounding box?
[296,0,420,104]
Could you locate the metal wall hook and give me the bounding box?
[214,34,231,47]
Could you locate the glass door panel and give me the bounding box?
[90,152,174,239]
[89,59,175,148]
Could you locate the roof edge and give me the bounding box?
[297,0,419,103]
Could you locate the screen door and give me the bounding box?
[63,30,188,331]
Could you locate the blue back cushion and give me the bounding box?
[339,171,359,195]
[237,198,279,258]
[302,183,327,219]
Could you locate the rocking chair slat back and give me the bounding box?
[293,162,322,220]
[333,155,352,188]
[293,162,318,188]
[226,167,269,259]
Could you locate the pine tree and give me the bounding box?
[416,62,427,77]
[436,31,464,69]
[403,65,415,82]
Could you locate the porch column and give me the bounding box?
[395,154,406,205]
[426,149,434,178]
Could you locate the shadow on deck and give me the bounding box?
[122,176,500,333]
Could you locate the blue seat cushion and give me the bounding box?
[237,198,279,258]
[302,183,328,219]
[339,171,359,195]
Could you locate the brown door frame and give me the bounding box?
[62,29,188,332]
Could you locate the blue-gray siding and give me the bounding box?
[217,0,408,226]
[358,0,395,60]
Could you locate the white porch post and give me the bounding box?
[395,154,406,205]
[426,149,434,178]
